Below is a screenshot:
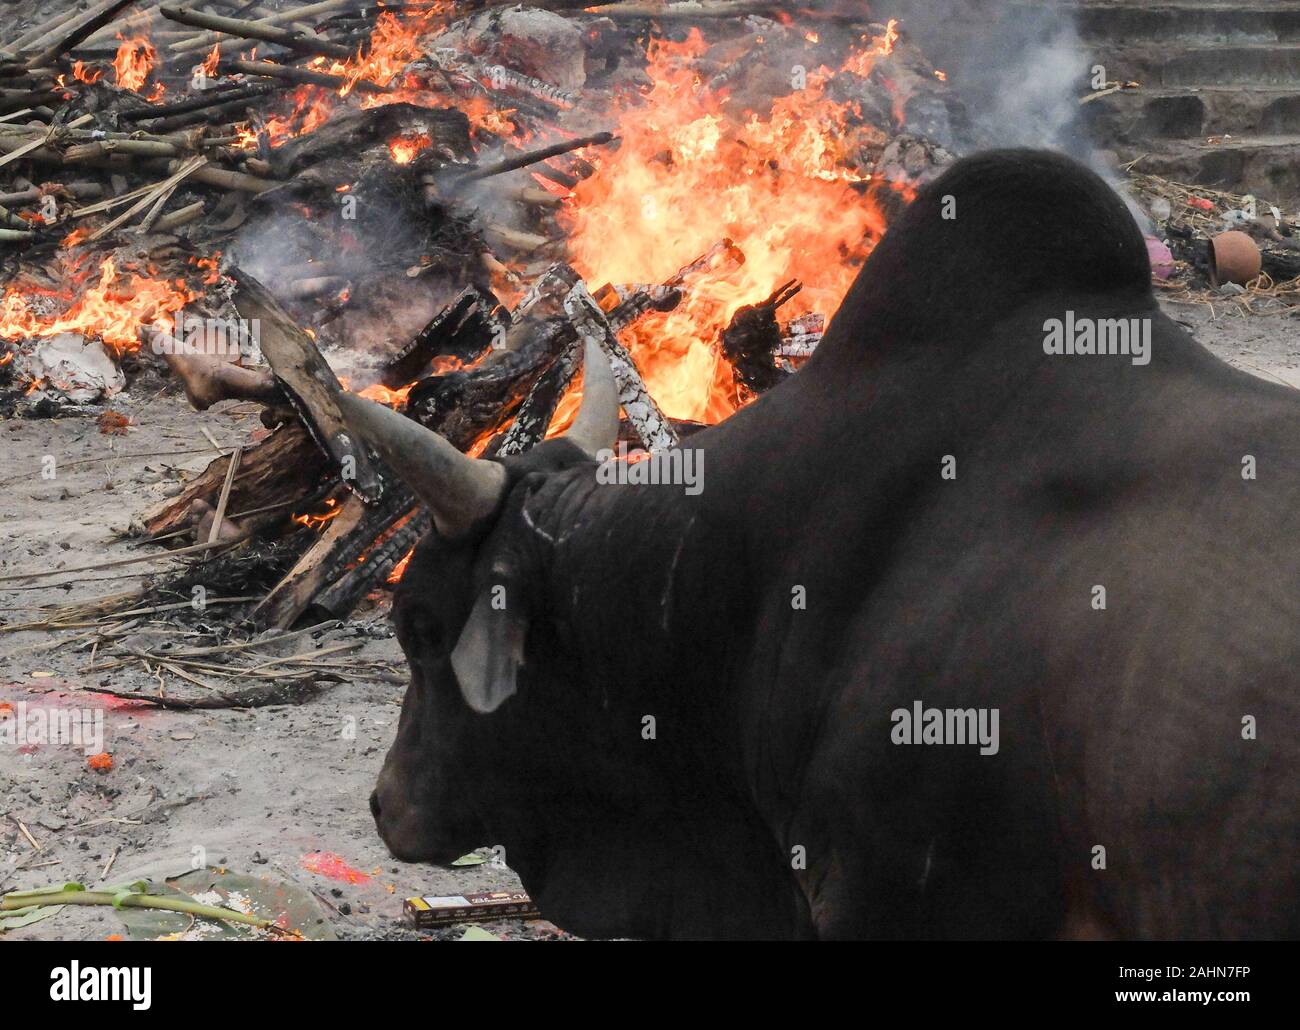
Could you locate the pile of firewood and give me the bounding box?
[0,0,963,630]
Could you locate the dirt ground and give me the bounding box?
[0,390,562,941]
[2,299,1297,941]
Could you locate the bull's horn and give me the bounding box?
[335,392,507,539]
[562,338,620,457]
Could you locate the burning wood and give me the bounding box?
[1,0,963,626]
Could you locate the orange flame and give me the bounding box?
[0,256,197,355]
[72,61,103,84]
[387,547,413,584]
[841,18,901,77]
[113,34,156,93]
[293,497,341,530]
[201,42,221,79]
[236,7,443,150]
[560,28,892,423]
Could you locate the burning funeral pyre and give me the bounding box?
[0,0,967,632]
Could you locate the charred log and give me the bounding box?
[378,286,501,389]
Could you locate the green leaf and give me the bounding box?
[0,904,65,931]
[451,852,489,867]
[457,925,500,941]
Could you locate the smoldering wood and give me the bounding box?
[529,162,579,191]
[249,491,366,630]
[492,335,582,456]
[451,131,615,185]
[312,506,430,621]
[120,83,275,123]
[265,103,471,180]
[144,89,277,132]
[378,286,499,389]
[493,245,735,453]
[570,282,679,451]
[404,313,574,450]
[251,485,419,630]
[1262,249,1300,280]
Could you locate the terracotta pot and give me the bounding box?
[1209,230,1261,286]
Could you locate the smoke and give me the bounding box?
[889,0,1152,225]
[888,0,1092,158]
[977,23,1089,156]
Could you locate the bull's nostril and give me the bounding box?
[369,791,381,821]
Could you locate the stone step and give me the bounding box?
[1091,42,1300,87]
[1083,86,1300,140]
[1059,2,1300,45]
[1112,135,1300,201]
[1154,44,1300,86]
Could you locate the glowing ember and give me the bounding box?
[461,95,524,139]
[292,498,341,530]
[389,132,432,165]
[387,547,413,584]
[113,34,156,93]
[560,27,896,422]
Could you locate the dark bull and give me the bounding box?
[340,149,1300,940]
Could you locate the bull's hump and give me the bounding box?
[815,149,1152,363]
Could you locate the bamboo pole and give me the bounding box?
[158,5,354,59]
[23,0,140,70]
[168,0,356,56]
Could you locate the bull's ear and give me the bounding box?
[450,586,528,714]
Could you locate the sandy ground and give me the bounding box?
[2,298,1296,941]
[0,393,556,941]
